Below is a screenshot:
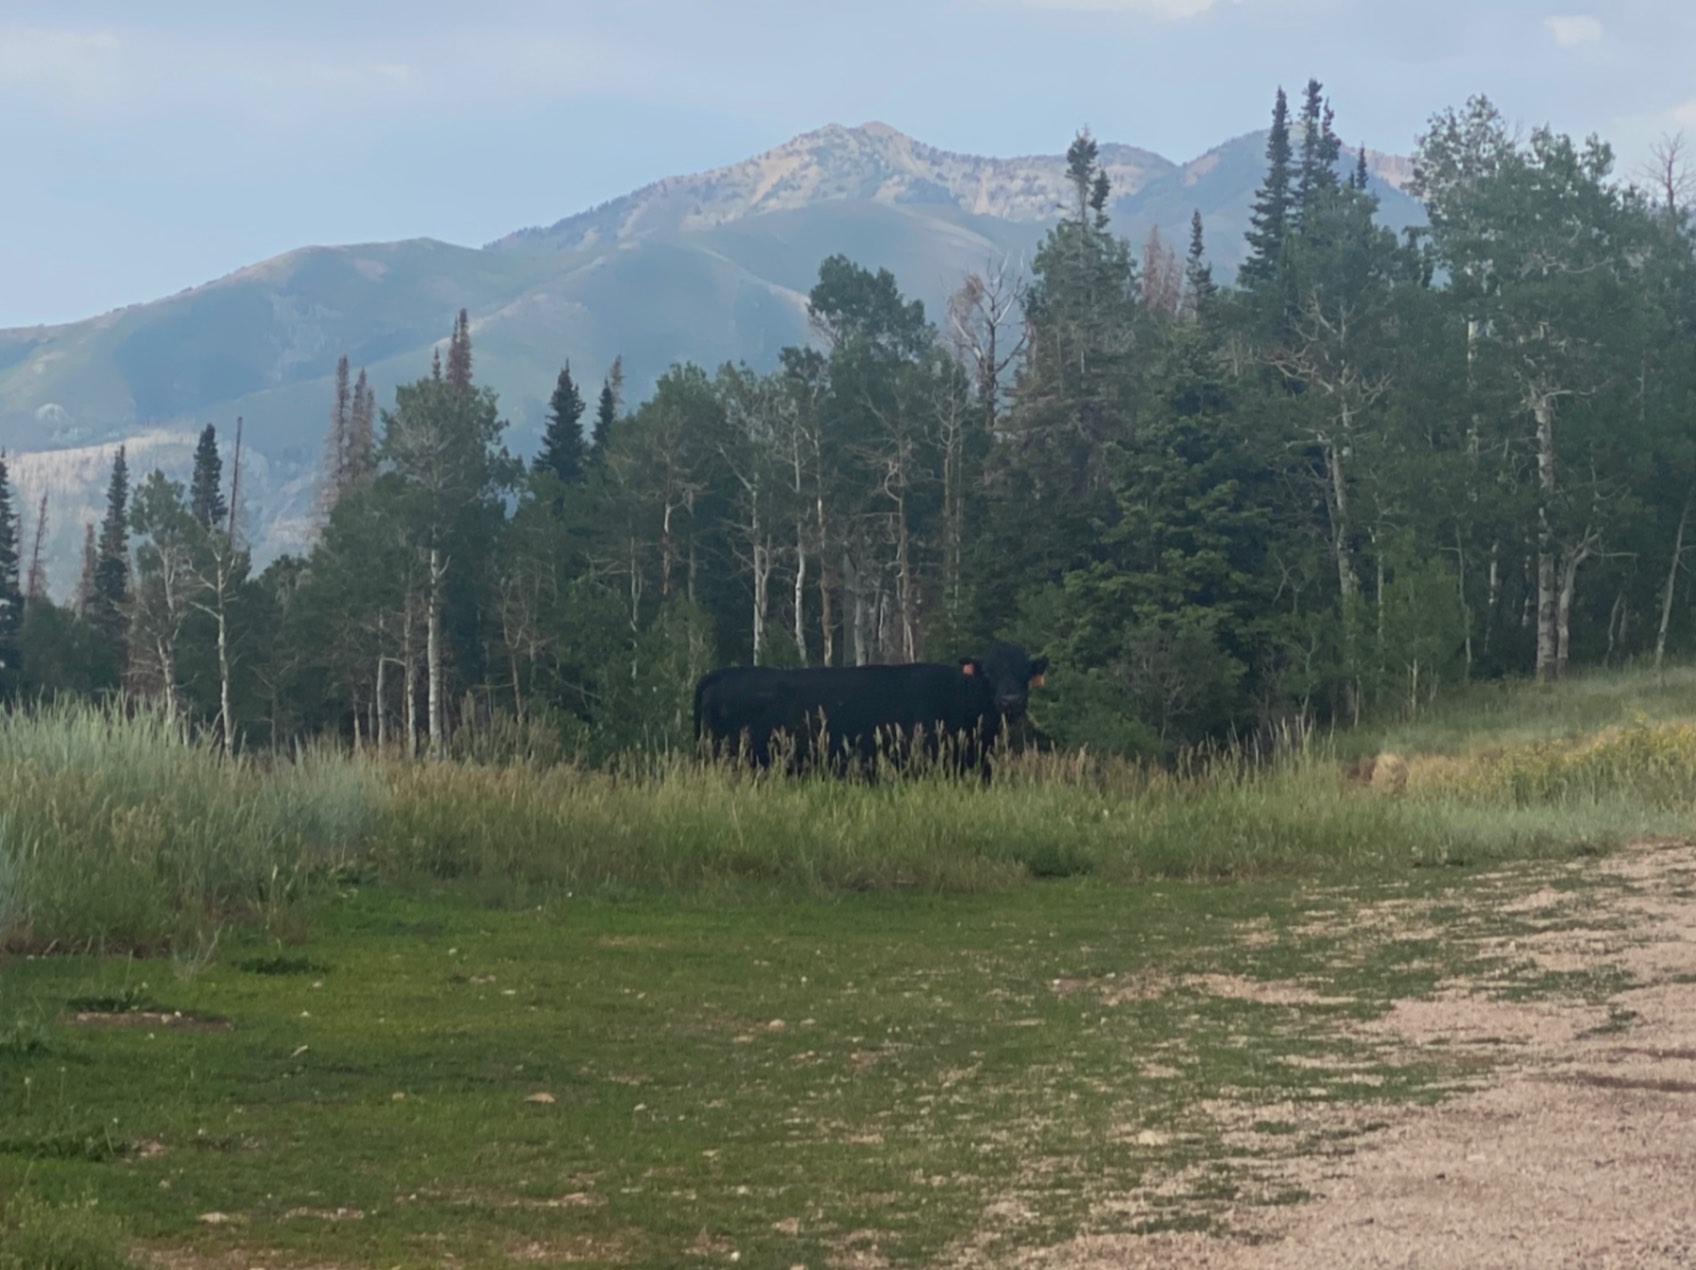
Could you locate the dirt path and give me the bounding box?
[1016,840,1696,1269]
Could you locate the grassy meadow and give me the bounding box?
[2,667,1695,1266]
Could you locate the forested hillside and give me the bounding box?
[2,85,1691,761]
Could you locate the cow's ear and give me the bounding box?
[959,658,981,677]
[1029,656,1050,686]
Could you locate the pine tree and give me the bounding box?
[190,423,228,530]
[1295,78,1342,221]
[1090,171,1112,231]
[89,446,131,652]
[536,363,588,484]
[1241,87,1294,286]
[592,360,622,457]
[447,309,473,389]
[1184,210,1216,316]
[1353,145,1371,192]
[76,523,98,616]
[1296,79,1323,205]
[1065,130,1100,227]
[0,454,22,697]
[314,357,353,526]
[347,369,377,487]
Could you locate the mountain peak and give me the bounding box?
[490,122,1180,255]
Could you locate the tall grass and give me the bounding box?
[365,740,1676,907]
[1356,662,1696,758]
[5,675,1694,952]
[0,703,376,953]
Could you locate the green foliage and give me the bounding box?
[535,362,588,486]
[188,423,227,531]
[88,447,129,667]
[1241,86,1295,286]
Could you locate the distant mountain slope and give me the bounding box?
[0,122,1427,598]
[489,122,1176,254]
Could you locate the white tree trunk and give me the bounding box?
[214,579,234,757]
[375,640,387,753]
[793,532,808,666]
[1556,537,1594,676]
[1656,493,1690,679]
[155,635,178,718]
[816,495,834,667]
[427,547,445,758]
[751,534,771,666]
[403,601,418,759]
[1534,395,1558,682]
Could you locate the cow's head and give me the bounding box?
[960,643,1049,720]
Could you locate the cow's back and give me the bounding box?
[694,660,998,772]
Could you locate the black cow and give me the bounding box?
[692,643,1049,779]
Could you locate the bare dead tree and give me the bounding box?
[1640,132,1693,225]
[24,491,48,603]
[1267,293,1393,613]
[1141,226,1184,320]
[946,255,1028,435]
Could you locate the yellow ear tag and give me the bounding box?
[961,663,976,676]
[1031,673,1046,688]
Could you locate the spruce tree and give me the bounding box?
[0,455,22,698]
[1241,87,1294,286]
[1353,145,1371,192]
[347,369,377,486]
[76,523,98,616]
[89,445,130,655]
[1296,79,1323,206]
[315,357,353,525]
[447,309,473,389]
[592,361,622,458]
[1090,171,1112,231]
[1184,210,1216,313]
[1065,130,1100,226]
[536,363,588,484]
[190,423,228,530]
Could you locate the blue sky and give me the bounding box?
[4,0,1692,329]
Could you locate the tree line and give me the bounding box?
[2,85,1693,762]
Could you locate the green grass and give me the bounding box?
[3,667,1695,1264]
[0,865,1579,1269]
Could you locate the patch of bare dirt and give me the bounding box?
[507,1236,628,1263]
[142,1252,356,1269]
[1180,974,1351,1008]
[280,1207,365,1222]
[827,1228,895,1268]
[70,1010,232,1032]
[989,838,1696,1268]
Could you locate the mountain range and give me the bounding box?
[0,122,1423,596]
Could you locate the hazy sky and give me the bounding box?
[4,0,1692,329]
